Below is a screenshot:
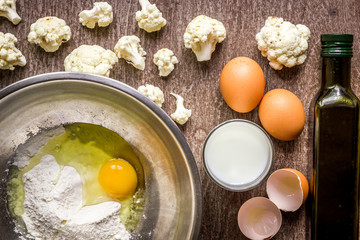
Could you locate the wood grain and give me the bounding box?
[1,0,360,239]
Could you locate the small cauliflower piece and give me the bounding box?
[255,16,311,70]
[184,15,226,62]
[0,32,26,70]
[138,84,164,107]
[79,2,113,29]
[170,93,192,125]
[114,35,146,70]
[153,48,178,77]
[0,0,21,25]
[27,16,71,52]
[135,0,166,33]
[64,45,118,77]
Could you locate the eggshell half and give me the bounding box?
[238,197,282,240]
[266,168,309,212]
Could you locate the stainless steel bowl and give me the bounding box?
[0,72,202,239]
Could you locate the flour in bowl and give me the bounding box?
[21,154,130,240]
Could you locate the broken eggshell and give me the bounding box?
[266,168,309,212]
[237,197,282,240]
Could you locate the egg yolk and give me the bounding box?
[98,159,138,199]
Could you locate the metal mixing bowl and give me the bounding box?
[0,72,202,239]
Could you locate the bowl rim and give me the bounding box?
[0,71,202,239]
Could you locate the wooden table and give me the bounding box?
[1,0,360,239]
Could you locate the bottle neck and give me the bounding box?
[322,57,351,88]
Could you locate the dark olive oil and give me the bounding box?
[312,34,360,239]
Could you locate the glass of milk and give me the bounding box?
[202,119,274,191]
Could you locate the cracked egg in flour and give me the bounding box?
[7,123,145,239]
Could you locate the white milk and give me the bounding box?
[203,120,273,188]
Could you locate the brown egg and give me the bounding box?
[220,57,265,113]
[259,89,305,141]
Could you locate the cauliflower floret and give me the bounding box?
[138,84,164,107]
[79,2,113,29]
[114,35,146,70]
[170,93,191,125]
[184,15,226,62]
[27,16,71,52]
[135,0,166,33]
[0,32,26,70]
[0,0,21,25]
[153,48,178,77]
[255,16,311,70]
[64,45,118,77]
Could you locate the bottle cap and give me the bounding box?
[321,34,353,57]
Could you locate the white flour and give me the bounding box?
[21,155,130,240]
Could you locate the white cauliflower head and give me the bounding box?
[0,0,21,25]
[114,35,146,70]
[184,15,226,62]
[138,84,164,107]
[153,48,178,77]
[27,16,71,52]
[256,16,311,70]
[170,93,192,125]
[64,45,118,77]
[135,0,166,33]
[79,2,113,29]
[0,32,26,70]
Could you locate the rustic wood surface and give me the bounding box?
[1,0,360,239]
